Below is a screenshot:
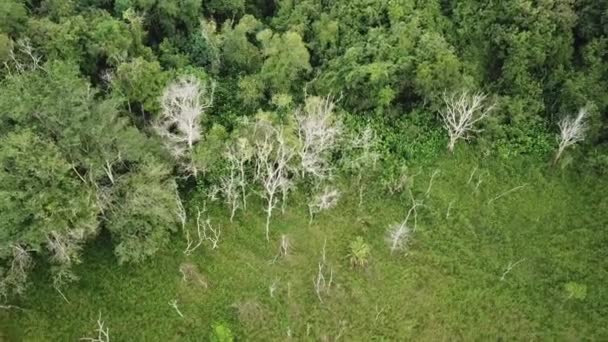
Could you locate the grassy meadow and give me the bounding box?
[1,149,607,341]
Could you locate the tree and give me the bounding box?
[220,15,263,73]
[257,30,311,94]
[218,138,253,221]
[308,187,340,224]
[0,131,98,297]
[296,96,342,181]
[156,75,215,176]
[0,0,28,35]
[555,107,589,163]
[113,57,168,114]
[440,91,495,152]
[106,159,180,264]
[0,62,181,293]
[252,117,296,241]
[342,125,381,206]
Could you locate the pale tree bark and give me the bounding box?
[253,121,294,241]
[554,107,589,164]
[80,312,109,342]
[440,91,495,152]
[296,96,342,181]
[155,75,215,176]
[308,187,340,224]
[0,245,33,298]
[219,139,252,221]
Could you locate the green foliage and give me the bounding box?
[237,75,265,107]
[564,282,587,300]
[209,322,235,342]
[1,1,608,340]
[193,123,229,175]
[39,0,76,21]
[257,30,311,94]
[204,0,245,19]
[348,236,371,268]
[0,0,28,35]
[0,61,179,289]
[220,15,263,73]
[113,57,167,114]
[0,33,11,64]
[5,151,608,340]
[0,130,98,295]
[106,160,179,264]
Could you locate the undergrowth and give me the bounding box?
[1,149,606,341]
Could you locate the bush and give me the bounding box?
[209,322,235,342]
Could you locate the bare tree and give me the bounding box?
[440,91,495,152]
[0,245,34,298]
[554,107,589,164]
[46,228,94,290]
[4,38,44,74]
[313,239,333,303]
[184,205,221,254]
[253,121,295,241]
[296,96,342,180]
[169,299,184,318]
[345,125,380,206]
[219,139,253,221]
[175,190,187,232]
[488,184,527,205]
[80,312,109,342]
[308,187,340,224]
[156,75,215,176]
[385,198,420,254]
[386,176,435,254]
[500,258,526,281]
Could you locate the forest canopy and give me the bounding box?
[0,0,607,340]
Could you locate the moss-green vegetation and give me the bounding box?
[3,149,606,340]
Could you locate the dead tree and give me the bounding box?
[253,121,295,241]
[500,258,526,281]
[46,228,93,291]
[0,245,34,298]
[4,38,44,74]
[308,187,340,224]
[346,125,380,206]
[554,107,589,164]
[440,91,495,152]
[385,172,436,254]
[169,299,184,318]
[80,312,109,342]
[184,205,221,254]
[385,198,420,254]
[295,96,342,180]
[219,139,252,221]
[313,239,333,303]
[156,75,215,176]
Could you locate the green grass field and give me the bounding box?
[2,149,607,341]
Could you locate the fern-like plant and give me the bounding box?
[348,236,371,268]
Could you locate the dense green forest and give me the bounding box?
[0,0,607,340]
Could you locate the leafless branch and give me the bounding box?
[555,107,589,164]
[313,239,333,303]
[80,312,109,342]
[500,258,526,281]
[156,75,215,177]
[440,91,495,152]
[169,299,184,318]
[296,96,342,180]
[488,184,527,205]
[308,187,340,224]
[253,121,295,241]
